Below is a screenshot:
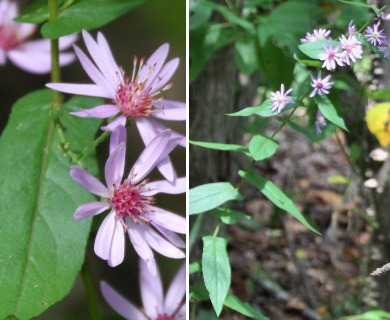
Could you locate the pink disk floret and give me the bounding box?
[101,260,185,320]
[319,41,344,70]
[339,34,363,65]
[270,83,294,113]
[365,21,386,46]
[70,126,186,274]
[0,0,76,73]
[309,71,334,98]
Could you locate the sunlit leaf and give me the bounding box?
[190,140,248,154]
[189,182,242,215]
[314,95,348,131]
[224,294,268,319]
[202,236,231,316]
[249,134,279,161]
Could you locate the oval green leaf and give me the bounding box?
[249,135,279,161]
[0,90,101,319]
[202,236,231,316]
[189,182,242,215]
[239,170,320,235]
[314,95,348,131]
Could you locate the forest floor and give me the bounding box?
[221,123,383,320]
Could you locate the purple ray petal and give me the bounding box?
[70,165,108,197]
[164,264,185,315]
[146,206,186,234]
[108,218,125,267]
[105,142,126,190]
[148,58,179,93]
[74,45,116,94]
[143,177,186,195]
[101,281,147,320]
[153,224,185,248]
[82,30,118,87]
[101,115,127,132]
[109,125,127,155]
[127,221,156,275]
[138,43,169,86]
[46,82,112,99]
[94,211,116,260]
[97,32,122,81]
[8,49,52,74]
[139,259,163,319]
[70,104,118,118]
[153,100,186,121]
[143,225,185,259]
[129,129,172,184]
[73,201,110,220]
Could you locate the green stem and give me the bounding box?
[80,260,102,320]
[78,131,111,161]
[48,0,62,111]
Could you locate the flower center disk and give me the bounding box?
[115,76,155,118]
[110,180,154,219]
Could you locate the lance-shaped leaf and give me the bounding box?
[0,90,101,319]
[189,182,242,215]
[224,294,268,319]
[202,236,231,316]
[190,140,249,154]
[298,39,340,60]
[239,170,320,235]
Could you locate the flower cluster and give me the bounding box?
[45,28,185,317]
[0,0,77,73]
[271,15,390,134]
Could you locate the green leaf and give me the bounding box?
[15,0,67,24]
[190,283,210,301]
[249,134,279,161]
[202,236,231,316]
[41,0,149,38]
[211,208,251,225]
[327,175,351,185]
[224,294,268,319]
[189,182,242,215]
[0,90,101,319]
[239,170,320,234]
[341,309,390,320]
[190,140,248,154]
[189,261,201,274]
[234,36,259,75]
[298,39,340,60]
[314,95,348,131]
[227,100,275,117]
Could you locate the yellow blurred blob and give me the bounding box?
[366,102,390,147]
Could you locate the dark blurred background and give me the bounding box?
[0,0,185,318]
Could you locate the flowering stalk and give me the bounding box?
[48,0,61,110]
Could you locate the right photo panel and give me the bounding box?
[189,0,390,319]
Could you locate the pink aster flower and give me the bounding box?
[365,21,386,46]
[315,110,327,134]
[309,71,334,97]
[339,34,363,65]
[101,260,185,320]
[71,126,186,274]
[378,38,390,58]
[47,32,184,144]
[0,0,76,73]
[300,28,331,43]
[270,83,294,113]
[319,41,344,70]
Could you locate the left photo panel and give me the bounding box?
[0,0,186,319]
